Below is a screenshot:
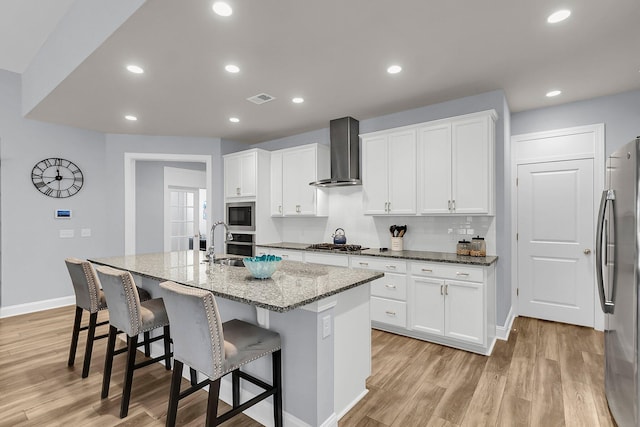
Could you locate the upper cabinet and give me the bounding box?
[362,129,417,215]
[361,109,497,216]
[418,111,496,215]
[224,150,257,199]
[271,143,330,217]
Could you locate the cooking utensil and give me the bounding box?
[390,225,397,237]
[332,228,347,245]
[398,225,407,237]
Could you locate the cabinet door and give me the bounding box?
[224,155,242,198]
[387,130,417,214]
[418,123,452,214]
[444,280,484,344]
[270,152,283,216]
[362,136,389,215]
[409,276,444,335]
[282,147,317,215]
[451,116,490,214]
[240,152,257,197]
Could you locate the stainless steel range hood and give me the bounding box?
[309,116,361,187]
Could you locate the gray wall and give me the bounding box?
[0,69,108,307]
[512,89,640,156]
[136,161,206,254]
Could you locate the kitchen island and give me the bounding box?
[90,250,383,427]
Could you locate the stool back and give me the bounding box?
[159,281,225,379]
[65,258,103,313]
[95,265,144,337]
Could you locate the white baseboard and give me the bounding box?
[336,389,368,420]
[0,295,75,318]
[496,307,516,341]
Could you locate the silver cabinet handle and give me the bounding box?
[448,200,452,211]
[444,284,448,295]
[385,310,396,316]
[359,262,369,266]
[440,285,443,295]
[584,248,592,255]
[421,268,433,273]
[452,199,456,211]
[386,265,397,270]
[278,205,282,213]
[388,202,391,213]
[236,187,241,195]
[456,272,469,276]
[596,189,616,314]
[296,205,301,213]
[281,254,289,259]
[384,284,396,289]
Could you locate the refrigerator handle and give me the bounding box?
[596,189,615,314]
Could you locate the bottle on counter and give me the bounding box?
[470,236,486,257]
[456,240,471,256]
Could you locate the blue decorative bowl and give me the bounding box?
[243,255,283,279]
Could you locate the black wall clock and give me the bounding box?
[31,157,84,198]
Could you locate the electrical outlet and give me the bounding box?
[322,315,331,338]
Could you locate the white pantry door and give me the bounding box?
[517,159,595,326]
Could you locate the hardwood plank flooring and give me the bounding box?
[0,308,616,426]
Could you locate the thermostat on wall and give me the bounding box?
[55,209,72,219]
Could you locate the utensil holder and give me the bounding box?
[391,237,403,251]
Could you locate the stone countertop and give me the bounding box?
[89,251,383,313]
[257,242,498,266]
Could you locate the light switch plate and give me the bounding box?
[80,228,91,237]
[322,315,331,338]
[59,229,74,238]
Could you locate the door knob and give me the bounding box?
[584,248,592,255]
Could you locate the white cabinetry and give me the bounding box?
[418,110,497,215]
[409,262,492,349]
[270,144,330,217]
[361,130,416,215]
[224,151,257,199]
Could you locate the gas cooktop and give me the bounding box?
[306,243,369,252]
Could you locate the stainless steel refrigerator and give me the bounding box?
[596,137,640,427]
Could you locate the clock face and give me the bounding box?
[31,158,84,198]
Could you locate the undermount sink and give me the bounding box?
[209,258,245,267]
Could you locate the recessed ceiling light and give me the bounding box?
[212,2,232,16]
[387,65,402,74]
[292,97,304,104]
[126,65,144,74]
[547,9,571,23]
[125,115,138,121]
[229,117,240,123]
[225,64,240,73]
[546,90,562,97]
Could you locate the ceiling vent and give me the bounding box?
[247,93,276,105]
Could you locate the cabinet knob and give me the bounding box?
[584,248,591,255]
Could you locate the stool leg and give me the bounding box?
[163,325,172,370]
[205,378,221,427]
[81,312,98,378]
[166,360,183,427]
[144,331,151,357]
[68,306,83,367]
[273,350,283,427]
[101,325,118,399]
[232,370,240,408]
[120,335,138,418]
[190,368,198,386]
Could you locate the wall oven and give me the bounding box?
[226,233,255,257]
[226,202,255,232]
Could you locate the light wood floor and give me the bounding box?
[0,307,616,426]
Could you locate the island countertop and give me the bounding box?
[89,250,383,313]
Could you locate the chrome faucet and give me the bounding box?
[208,221,233,261]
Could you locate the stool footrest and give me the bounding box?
[216,386,276,425]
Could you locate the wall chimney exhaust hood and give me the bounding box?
[309,116,360,187]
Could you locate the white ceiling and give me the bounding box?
[5,0,640,144]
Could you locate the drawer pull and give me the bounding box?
[421,268,433,272]
[384,284,397,289]
[281,254,289,258]
[359,262,369,266]
[386,265,397,269]
[456,272,470,276]
[385,310,397,316]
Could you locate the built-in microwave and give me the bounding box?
[226,233,255,257]
[226,202,255,231]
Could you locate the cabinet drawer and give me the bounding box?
[410,262,483,282]
[370,274,407,301]
[351,256,406,273]
[256,247,304,262]
[371,297,407,328]
[305,252,349,267]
